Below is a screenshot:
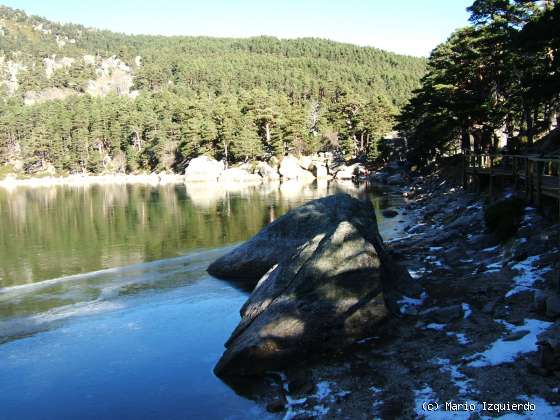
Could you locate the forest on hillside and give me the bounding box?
[399,0,560,165]
[0,6,425,175]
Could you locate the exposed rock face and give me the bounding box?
[23,87,75,105]
[184,156,224,182]
[209,194,416,376]
[43,55,75,78]
[86,56,135,98]
[218,168,262,183]
[279,155,315,181]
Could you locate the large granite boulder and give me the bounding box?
[184,156,224,182]
[279,155,315,181]
[209,194,417,377]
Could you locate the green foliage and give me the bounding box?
[399,0,560,166]
[0,6,426,174]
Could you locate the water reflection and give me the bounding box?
[0,179,405,419]
[0,180,402,290]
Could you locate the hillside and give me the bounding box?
[0,5,426,175]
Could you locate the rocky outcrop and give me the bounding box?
[279,155,315,181]
[184,156,224,182]
[86,56,136,98]
[209,194,417,376]
[218,168,262,183]
[24,87,75,105]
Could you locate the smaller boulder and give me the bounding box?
[256,161,280,180]
[185,156,224,182]
[538,322,560,371]
[484,197,525,242]
[218,168,262,183]
[546,295,560,318]
[533,290,550,313]
[335,163,364,180]
[421,305,464,324]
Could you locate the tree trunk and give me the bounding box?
[265,123,271,145]
[360,132,364,152]
[224,141,229,169]
[461,125,471,152]
[524,104,534,145]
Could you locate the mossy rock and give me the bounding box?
[484,197,525,242]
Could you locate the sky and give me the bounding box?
[1,0,473,57]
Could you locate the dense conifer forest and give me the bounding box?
[398,0,560,165]
[0,6,425,175]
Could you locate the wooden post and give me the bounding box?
[536,161,543,208]
[489,155,494,201]
[513,157,518,190]
[525,158,531,201]
[474,154,479,193]
[557,159,560,222]
[462,153,467,189]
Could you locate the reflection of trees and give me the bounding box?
[0,181,401,288]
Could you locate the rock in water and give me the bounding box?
[208,194,374,283]
[382,209,399,218]
[218,168,262,183]
[209,194,417,377]
[184,156,224,182]
[256,161,280,180]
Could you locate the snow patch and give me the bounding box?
[462,303,472,319]
[468,319,552,367]
[398,292,427,315]
[425,323,446,331]
[447,331,470,345]
[507,255,551,297]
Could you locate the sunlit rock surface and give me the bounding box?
[210,194,416,376]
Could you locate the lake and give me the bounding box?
[0,180,405,420]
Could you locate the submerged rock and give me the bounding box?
[209,194,417,377]
[382,209,399,218]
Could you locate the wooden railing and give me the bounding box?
[462,153,560,217]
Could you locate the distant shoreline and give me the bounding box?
[0,173,187,189]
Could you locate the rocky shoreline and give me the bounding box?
[0,154,407,189]
[230,168,560,418]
